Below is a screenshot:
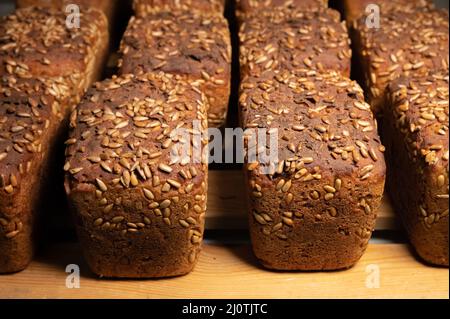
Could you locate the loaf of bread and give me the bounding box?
[239,8,351,78]
[343,0,433,24]
[351,9,449,114]
[118,11,231,128]
[384,71,449,266]
[0,6,109,274]
[240,69,386,270]
[15,0,118,22]
[236,0,328,16]
[0,78,69,273]
[0,7,109,99]
[133,0,225,16]
[64,72,209,278]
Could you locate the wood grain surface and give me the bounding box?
[0,243,447,299]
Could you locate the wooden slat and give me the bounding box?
[207,170,398,230]
[0,243,447,299]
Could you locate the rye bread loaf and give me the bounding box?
[0,6,109,100]
[133,0,225,16]
[118,11,231,127]
[343,0,433,24]
[384,70,449,266]
[0,6,109,273]
[351,8,449,114]
[236,0,328,16]
[64,72,209,278]
[240,69,386,270]
[239,8,351,78]
[15,0,118,22]
[0,78,70,273]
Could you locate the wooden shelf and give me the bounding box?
[207,170,398,230]
[0,242,447,299]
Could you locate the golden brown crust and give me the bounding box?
[343,0,433,24]
[384,70,449,266]
[0,6,109,274]
[118,11,231,128]
[133,0,225,16]
[239,8,351,78]
[351,8,449,114]
[240,69,386,270]
[65,73,209,278]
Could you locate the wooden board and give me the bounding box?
[0,243,447,299]
[207,170,398,230]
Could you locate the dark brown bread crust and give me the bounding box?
[0,77,69,273]
[64,73,209,278]
[351,8,449,114]
[15,0,118,22]
[237,0,328,16]
[0,7,109,274]
[384,71,449,266]
[118,11,231,128]
[239,8,351,78]
[133,0,225,16]
[343,0,433,24]
[0,6,109,98]
[240,70,386,270]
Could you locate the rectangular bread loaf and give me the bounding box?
[118,11,231,128]
[384,71,449,266]
[0,78,70,273]
[236,0,328,16]
[15,0,118,22]
[133,0,225,16]
[239,8,351,78]
[351,8,449,114]
[64,72,209,278]
[0,6,109,273]
[240,69,386,270]
[343,0,433,24]
[0,7,109,99]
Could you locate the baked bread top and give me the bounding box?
[119,11,231,92]
[237,0,327,15]
[15,0,115,13]
[240,69,385,180]
[345,0,433,23]
[387,70,449,173]
[133,0,225,16]
[64,72,209,205]
[239,8,351,77]
[354,8,449,113]
[0,76,69,213]
[0,6,108,80]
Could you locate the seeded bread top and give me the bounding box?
[239,8,351,77]
[387,70,449,173]
[353,9,449,113]
[0,6,108,80]
[240,69,385,180]
[0,76,69,214]
[345,0,433,23]
[133,0,225,16]
[16,0,115,13]
[65,72,208,205]
[118,11,231,89]
[237,0,327,15]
